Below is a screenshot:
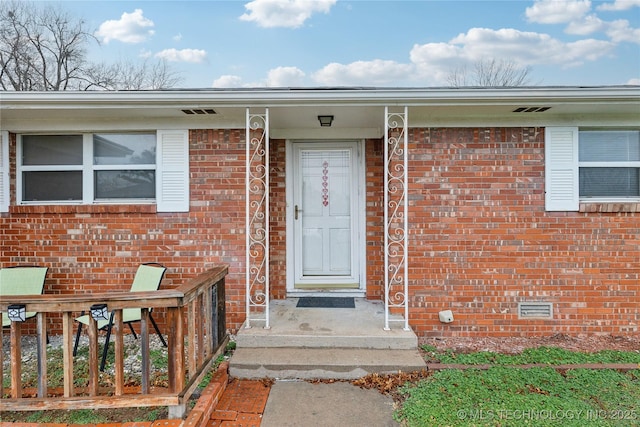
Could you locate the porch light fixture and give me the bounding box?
[7,304,26,322]
[90,303,109,321]
[318,115,334,127]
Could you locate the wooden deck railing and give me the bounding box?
[0,265,228,418]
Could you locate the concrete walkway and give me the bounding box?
[261,380,399,427]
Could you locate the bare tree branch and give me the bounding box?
[447,59,534,87]
[0,1,182,91]
[82,59,183,90]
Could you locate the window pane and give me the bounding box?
[579,168,640,197]
[94,134,156,165]
[94,170,156,199]
[22,135,83,165]
[579,131,640,162]
[23,171,82,201]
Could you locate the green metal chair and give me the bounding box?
[73,263,167,371]
[1,266,48,327]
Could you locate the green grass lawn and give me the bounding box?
[422,345,640,366]
[396,346,640,426]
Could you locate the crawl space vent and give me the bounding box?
[518,302,553,319]
[182,109,217,115]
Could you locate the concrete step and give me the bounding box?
[235,299,418,350]
[235,324,417,349]
[229,347,428,380]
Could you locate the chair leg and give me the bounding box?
[73,315,84,356]
[127,322,138,339]
[149,313,167,347]
[99,313,115,372]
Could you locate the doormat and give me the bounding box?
[296,297,355,308]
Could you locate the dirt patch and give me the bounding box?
[420,333,640,354]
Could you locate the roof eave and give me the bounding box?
[1,86,639,110]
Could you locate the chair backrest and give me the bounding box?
[129,263,166,293]
[0,266,48,296]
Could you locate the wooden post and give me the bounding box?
[140,309,150,394]
[10,321,22,399]
[167,305,186,420]
[167,306,184,392]
[204,285,213,356]
[62,312,74,397]
[196,294,205,367]
[113,310,124,396]
[188,299,197,376]
[87,316,99,396]
[0,318,4,399]
[36,312,48,398]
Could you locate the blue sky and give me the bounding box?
[59,0,640,88]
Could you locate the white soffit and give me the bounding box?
[1,87,638,131]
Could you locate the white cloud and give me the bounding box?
[628,78,640,84]
[605,19,640,43]
[155,48,207,63]
[313,60,415,86]
[173,33,183,42]
[525,0,640,45]
[309,25,618,87]
[212,75,245,88]
[409,42,464,83]
[409,27,616,84]
[597,0,640,11]
[525,0,591,24]
[565,14,606,35]
[240,0,336,28]
[566,15,640,43]
[95,9,155,44]
[139,49,153,59]
[266,66,305,86]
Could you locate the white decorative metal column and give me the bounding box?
[245,108,270,328]
[384,106,410,331]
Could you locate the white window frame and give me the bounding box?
[577,130,640,202]
[0,130,9,212]
[17,132,157,205]
[546,127,640,211]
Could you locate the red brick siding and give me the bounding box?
[408,127,639,337]
[365,139,385,300]
[3,127,639,339]
[269,139,287,299]
[2,130,247,334]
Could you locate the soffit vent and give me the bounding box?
[182,109,217,115]
[512,107,551,113]
[518,302,553,319]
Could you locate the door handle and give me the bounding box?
[295,205,302,220]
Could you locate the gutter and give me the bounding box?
[1,86,639,110]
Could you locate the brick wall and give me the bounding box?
[3,127,638,339]
[408,127,640,338]
[1,130,247,334]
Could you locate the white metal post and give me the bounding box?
[384,106,410,331]
[245,108,270,329]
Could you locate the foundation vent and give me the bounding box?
[518,302,553,319]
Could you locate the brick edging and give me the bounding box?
[0,362,230,427]
[181,362,229,427]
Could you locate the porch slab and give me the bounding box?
[231,298,425,379]
[235,298,417,350]
[229,347,427,380]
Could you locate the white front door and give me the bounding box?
[290,141,362,290]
